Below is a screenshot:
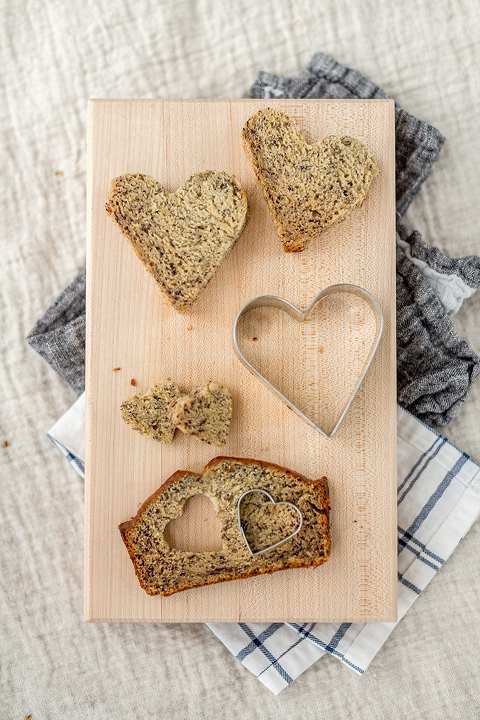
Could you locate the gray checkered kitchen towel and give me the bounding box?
[27,52,480,693]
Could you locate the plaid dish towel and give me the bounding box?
[28,52,480,694]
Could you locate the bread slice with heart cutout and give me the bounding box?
[119,457,330,596]
[106,171,248,310]
[242,107,378,252]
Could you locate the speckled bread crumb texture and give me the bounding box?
[119,457,331,596]
[168,381,233,446]
[121,380,233,446]
[242,107,378,252]
[120,380,181,443]
[105,171,248,310]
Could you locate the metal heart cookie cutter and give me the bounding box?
[233,283,383,438]
[237,489,303,556]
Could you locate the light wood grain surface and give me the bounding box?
[85,98,397,622]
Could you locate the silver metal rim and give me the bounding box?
[237,489,303,556]
[232,284,384,438]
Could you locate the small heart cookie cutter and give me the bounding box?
[233,284,383,438]
[237,489,303,556]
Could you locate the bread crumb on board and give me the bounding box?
[131,378,136,386]
[112,367,121,372]
[2,441,9,448]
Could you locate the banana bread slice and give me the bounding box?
[120,380,181,443]
[242,107,378,252]
[168,381,233,446]
[106,171,248,310]
[119,457,331,596]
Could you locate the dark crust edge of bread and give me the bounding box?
[119,456,331,596]
[105,172,249,311]
[241,109,378,253]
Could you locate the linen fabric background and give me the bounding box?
[1,1,480,718]
[26,50,480,696]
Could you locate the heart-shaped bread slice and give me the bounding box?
[242,107,378,252]
[105,171,248,311]
[120,380,181,443]
[168,381,233,446]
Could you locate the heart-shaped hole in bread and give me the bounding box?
[163,494,223,552]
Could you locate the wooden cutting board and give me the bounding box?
[85,98,397,623]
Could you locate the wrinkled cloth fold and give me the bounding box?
[27,266,86,395]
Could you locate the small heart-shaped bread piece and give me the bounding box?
[106,171,248,311]
[169,381,233,446]
[242,107,378,252]
[120,380,181,443]
[239,490,302,554]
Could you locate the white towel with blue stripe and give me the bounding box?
[48,398,480,694]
